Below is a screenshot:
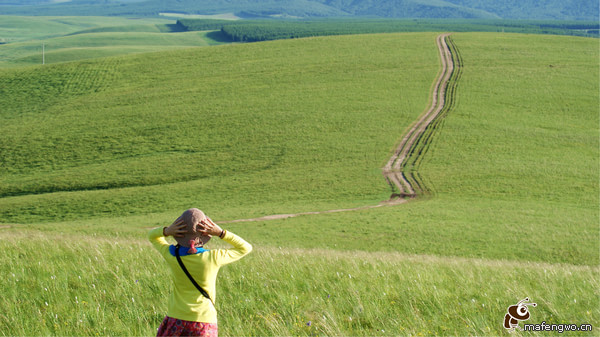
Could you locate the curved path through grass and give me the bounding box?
[383,33,460,197]
[222,33,460,223]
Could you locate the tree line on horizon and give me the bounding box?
[177,18,600,42]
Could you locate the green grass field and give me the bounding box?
[0,16,174,43]
[0,16,226,67]
[0,32,597,335]
[0,31,226,67]
[1,229,597,336]
[0,33,439,222]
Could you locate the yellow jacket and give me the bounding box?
[148,227,252,323]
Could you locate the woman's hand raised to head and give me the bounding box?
[198,217,223,237]
[164,218,187,237]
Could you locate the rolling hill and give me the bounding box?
[0,0,598,20]
[0,32,597,265]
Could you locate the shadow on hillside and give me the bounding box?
[158,23,188,33]
[206,30,234,43]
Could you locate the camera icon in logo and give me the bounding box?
[504,297,537,332]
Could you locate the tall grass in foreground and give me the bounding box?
[0,229,597,336]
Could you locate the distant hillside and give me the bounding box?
[316,0,599,20]
[1,0,598,20]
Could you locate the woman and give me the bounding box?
[148,208,252,337]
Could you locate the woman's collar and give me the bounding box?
[169,244,208,256]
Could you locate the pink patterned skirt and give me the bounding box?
[156,316,218,337]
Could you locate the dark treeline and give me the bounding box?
[177,19,600,42]
[177,19,239,31]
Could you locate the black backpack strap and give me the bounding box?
[174,244,214,306]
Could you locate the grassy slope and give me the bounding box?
[0,16,227,67]
[1,33,597,267]
[246,34,599,266]
[0,16,173,43]
[417,33,599,264]
[0,32,598,335]
[0,31,225,67]
[0,33,437,221]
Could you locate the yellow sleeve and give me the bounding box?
[148,227,171,257]
[212,230,252,266]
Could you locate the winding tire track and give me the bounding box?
[221,34,461,224]
[383,33,461,197]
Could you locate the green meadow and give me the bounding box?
[0,16,226,67]
[0,16,174,43]
[0,31,598,335]
[0,31,225,67]
[0,33,439,222]
[1,230,597,336]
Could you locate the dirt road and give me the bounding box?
[383,33,460,196]
[221,34,460,224]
